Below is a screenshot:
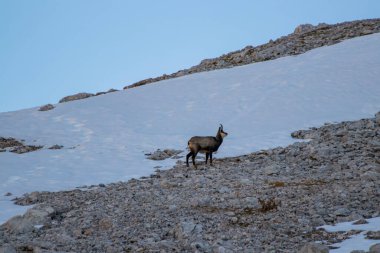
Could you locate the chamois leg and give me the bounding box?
[209,152,213,165]
[186,152,193,167]
[192,152,198,169]
[205,153,209,164]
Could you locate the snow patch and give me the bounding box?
[319,217,380,252]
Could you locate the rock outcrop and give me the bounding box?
[58,89,119,104]
[0,137,43,154]
[146,149,183,160]
[59,92,95,103]
[38,104,55,111]
[298,242,329,253]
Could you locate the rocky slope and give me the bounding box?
[1,112,379,252]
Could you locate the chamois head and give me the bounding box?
[218,124,228,138]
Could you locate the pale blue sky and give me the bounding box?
[1,0,379,112]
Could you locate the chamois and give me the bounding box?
[186,124,228,168]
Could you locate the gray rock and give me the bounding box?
[0,137,23,149]
[294,24,316,34]
[0,244,17,253]
[334,207,351,217]
[353,218,368,225]
[1,204,55,234]
[146,149,182,160]
[107,88,118,93]
[360,171,380,181]
[367,231,380,240]
[375,112,380,125]
[298,242,329,253]
[2,215,34,234]
[59,92,94,103]
[218,186,231,194]
[263,164,280,175]
[175,220,203,241]
[95,91,107,96]
[16,191,40,205]
[24,204,55,224]
[191,240,211,252]
[38,104,55,111]
[10,144,43,154]
[48,144,64,150]
[244,197,260,209]
[370,243,380,253]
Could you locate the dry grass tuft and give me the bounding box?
[258,198,278,212]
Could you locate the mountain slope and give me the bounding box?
[2,104,380,252]
[122,18,380,89]
[1,33,380,223]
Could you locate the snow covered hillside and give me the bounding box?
[1,33,380,224]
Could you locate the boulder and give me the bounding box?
[10,145,43,154]
[370,243,380,253]
[48,144,64,150]
[375,111,380,125]
[175,220,203,241]
[367,231,380,240]
[38,104,55,111]
[2,215,34,234]
[294,24,316,34]
[1,204,55,234]
[334,207,351,217]
[298,242,329,253]
[146,149,182,160]
[0,137,23,149]
[0,244,17,253]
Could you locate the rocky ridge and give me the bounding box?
[56,18,380,104]
[1,112,379,252]
[122,18,380,90]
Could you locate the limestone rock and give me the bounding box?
[146,149,182,160]
[334,207,351,217]
[48,144,64,150]
[59,92,94,103]
[10,145,43,154]
[1,204,55,235]
[367,231,380,240]
[375,111,380,125]
[353,218,368,225]
[298,242,329,253]
[24,204,55,224]
[294,24,316,34]
[38,104,55,111]
[175,220,203,241]
[0,244,16,253]
[370,243,380,253]
[0,137,23,149]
